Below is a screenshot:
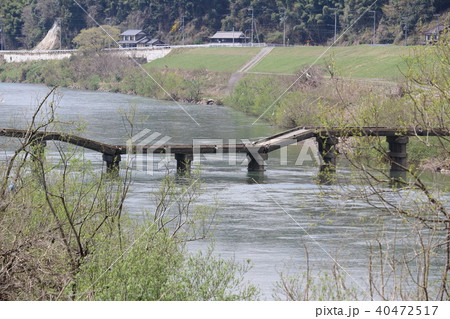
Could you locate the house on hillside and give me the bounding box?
[118,30,164,48]
[423,25,448,44]
[118,30,146,47]
[209,31,247,43]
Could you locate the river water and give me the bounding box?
[1,83,448,300]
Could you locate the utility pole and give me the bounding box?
[332,8,338,43]
[105,18,112,49]
[245,29,251,44]
[248,8,254,46]
[369,10,376,45]
[404,22,407,46]
[401,17,408,46]
[232,27,235,47]
[56,17,62,50]
[0,19,4,51]
[181,15,186,46]
[280,7,287,47]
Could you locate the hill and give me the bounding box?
[0,0,448,49]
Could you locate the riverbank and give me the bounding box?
[0,53,231,105]
[0,45,412,102]
[0,46,411,117]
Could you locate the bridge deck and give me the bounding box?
[1,127,447,156]
[2,126,448,175]
[254,126,447,152]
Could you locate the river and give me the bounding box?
[0,83,447,300]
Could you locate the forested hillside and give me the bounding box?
[0,0,449,49]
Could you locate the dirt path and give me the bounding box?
[238,47,273,73]
[226,47,274,95]
[225,73,245,95]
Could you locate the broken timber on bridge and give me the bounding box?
[1,127,448,178]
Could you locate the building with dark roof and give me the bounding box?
[423,25,448,44]
[209,31,247,43]
[118,30,164,48]
[118,30,146,47]
[137,38,164,47]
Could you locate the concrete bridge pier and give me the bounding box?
[387,136,408,180]
[103,153,121,174]
[31,140,47,162]
[317,136,338,172]
[175,153,193,174]
[247,152,268,172]
[316,136,338,184]
[30,140,47,181]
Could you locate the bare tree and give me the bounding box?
[0,87,131,299]
[328,33,449,300]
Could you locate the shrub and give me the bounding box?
[0,91,260,300]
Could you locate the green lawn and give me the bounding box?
[146,47,261,72]
[146,45,416,80]
[250,45,414,80]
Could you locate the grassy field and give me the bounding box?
[250,45,413,80]
[146,47,261,72]
[147,45,415,81]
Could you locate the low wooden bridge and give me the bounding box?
[1,126,447,177]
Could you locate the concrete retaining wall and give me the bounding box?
[1,50,74,63]
[112,48,172,62]
[0,47,171,63]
